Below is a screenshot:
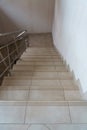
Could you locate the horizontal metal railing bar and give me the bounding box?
[0,51,21,77]
[0,41,25,64]
[0,30,26,37]
[0,35,26,49]
[16,30,27,38]
[0,34,27,49]
[0,54,20,78]
[0,45,26,77]
[0,29,29,82]
[0,40,17,50]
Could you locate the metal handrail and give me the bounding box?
[0,29,29,82]
[0,29,27,37]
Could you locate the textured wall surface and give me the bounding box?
[52,0,87,93]
[0,0,54,33]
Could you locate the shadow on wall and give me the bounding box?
[0,8,20,33]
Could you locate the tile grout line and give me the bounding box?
[1,123,87,125]
[24,78,32,124]
[68,103,73,124]
[59,80,65,100]
[59,79,72,124]
[24,69,34,124]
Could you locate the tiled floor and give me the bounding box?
[0,34,87,129]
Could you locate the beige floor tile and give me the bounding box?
[69,106,87,123]
[2,79,31,86]
[52,56,62,59]
[0,101,27,106]
[50,53,58,56]
[0,125,28,130]
[60,80,78,90]
[68,101,87,106]
[4,77,32,80]
[21,58,54,62]
[55,66,68,72]
[17,61,36,65]
[21,54,51,57]
[0,85,30,90]
[32,72,58,79]
[30,85,62,90]
[29,90,64,101]
[25,106,71,123]
[0,90,29,101]
[35,62,54,66]
[26,53,52,56]
[32,80,60,87]
[64,91,82,101]
[58,72,73,80]
[13,65,34,71]
[34,66,56,72]
[27,125,49,130]
[27,101,68,106]
[11,71,33,77]
[53,58,63,62]
[47,124,87,130]
[54,61,64,65]
[0,106,26,123]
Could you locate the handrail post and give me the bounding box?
[0,52,7,68]
[13,35,19,58]
[7,45,11,76]
[25,37,29,51]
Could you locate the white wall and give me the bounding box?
[0,0,54,33]
[52,0,87,93]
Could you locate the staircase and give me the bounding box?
[0,34,87,130]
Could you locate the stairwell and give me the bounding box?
[0,34,87,130]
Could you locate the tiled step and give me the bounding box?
[0,90,64,101]
[17,61,64,66]
[0,90,29,101]
[0,101,26,124]
[22,53,58,56]
[0,85,30,90]
[20,58,62,62]
[13,65,69,72]
[21,55,61,59]
[33,66,68,72]
[10,71,33,76]
[19,53,62,57]
[2,78,31,86]
[0,101,87,124]
[1,124,87,130]
[0,87,85,101]
[25,49,58,52]
[13,65,34,71]
[10,70,72,77]
[60,80,79,90]
[32,71,58,79]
